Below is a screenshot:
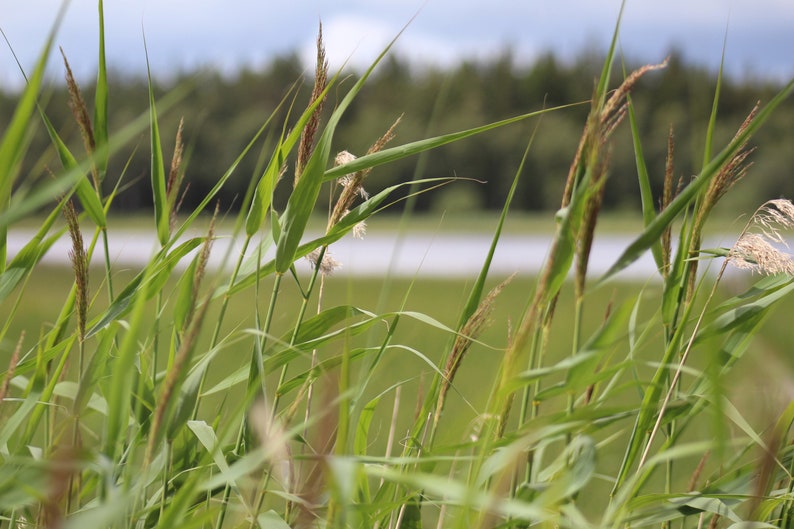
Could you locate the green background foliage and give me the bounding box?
[2,50,790,216]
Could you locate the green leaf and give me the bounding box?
[695,277,794,342]
[668,495,742,523]
[627,95,663,271]
[93,0,109,178]
[103,264,156,460]
[145,37,169,246]
[355,397,380,457]
[86,237,203,337]
[257,511,292,529]
[39,111,106,227]
[188,420,234,483]
[323,103,578,183]
[246,78,333,236]
[0,223,65,304]
[291,305,371,345]
[0,5,63,207]
[73,328,115,416]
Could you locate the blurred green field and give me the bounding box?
[3,259,790,447]
[3,248,793,522]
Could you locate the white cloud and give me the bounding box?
[301,13,508,72]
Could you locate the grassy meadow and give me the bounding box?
[4,3,794,529]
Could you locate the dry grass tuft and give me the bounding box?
[434,275,513,430]
[306,248,341,275]
[728,199,794,276]
[295,22,329,187]
[328,116,401,230]
[61,48,98,187]
[0,332,24,405]
[167,117,187,231]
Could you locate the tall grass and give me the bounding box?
[2,4,794,528]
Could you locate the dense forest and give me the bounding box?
[2,49,791,215]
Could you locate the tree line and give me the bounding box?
[3,49,791,215]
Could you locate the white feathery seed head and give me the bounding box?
[728,199,794,275]
[307,249,341,275]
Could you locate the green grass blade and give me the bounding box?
[702,37,727,167]
[0,88,180,228]
[455,128,534,329]
[39,111,106,227]
[594,0,626,105]
[0,5,65,273]
[323,103,581,183]
[695,277,794,342]
[103,264,157,460]
[246,77,336,236]
[628,95,663,271]
[0,228,64,304]
[170,95,282,243]
[0,6,63,206]
[86,237,204,337]
[144,36,170,246]
[93,0,109,178]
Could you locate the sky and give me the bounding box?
[1,0,793,90]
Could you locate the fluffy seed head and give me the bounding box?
[307,249,341,275]
[728,199,794,275]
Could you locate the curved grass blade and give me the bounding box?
[323,102,582,183]
[39,111,106,227]
[0,4,66,271]
[0,87,182,228]
[0,5,64,205]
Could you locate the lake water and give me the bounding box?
[6,228,739,281]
